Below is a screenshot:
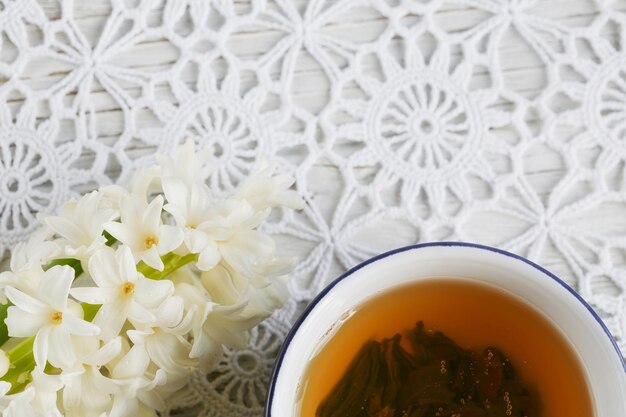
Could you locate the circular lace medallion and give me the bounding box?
[586,54,626,145]
[0,127,68,251]
[366,71,481,183]
[161,94,271,192]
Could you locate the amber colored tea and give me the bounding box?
[298,279,594,416]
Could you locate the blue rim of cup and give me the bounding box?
[264,241,626,416]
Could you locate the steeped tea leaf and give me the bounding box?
[316,321,538,417]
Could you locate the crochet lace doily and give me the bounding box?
[1,0,625,415]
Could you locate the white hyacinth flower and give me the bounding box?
[203,199,276,282]
[163,182,281,277]
[197,300,256,351]
[71,246,174,341]
[61,337,122,417]
[1,387,48,417]
[104,195,184,270]
[235,160,304,210]
[201,262,288,323]
[188,198,276,278]
[7,227,60,275]
[101,165,162,208]
[4,265,100,369]
[0,140,302,416]
[174,282,223,373]
[108,373,167,417]
[110,358,167,417]
[0,380,12,411]
[156,139,212,187]
[43,191,118,262]
[0,265,45,308]
[126,297,196,387]
[0,349,9,378]
[0,229,60,302]
[28,367,64,417]
[179,271,259,351]
[162,178,220,271]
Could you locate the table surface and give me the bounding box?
[1,0,626,415]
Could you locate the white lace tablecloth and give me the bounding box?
[1,0,626,415]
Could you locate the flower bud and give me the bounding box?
[0,349,9,378]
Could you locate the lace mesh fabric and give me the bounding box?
[1,0,626,415]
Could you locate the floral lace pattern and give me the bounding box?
[1,0,626,415]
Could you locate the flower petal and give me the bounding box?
[118,194,141,226]
[84,337,121,366]
[112,344,150,379]
[45,216,90,247]
[117,245,138,283]
[171,305,196,335]
[141,247,164,271]
[104,221,141,251]
[157,225,184,254]
[220,230,275,275]
[63,314,100,337]
[128,166,159,201]
[137,370,167,410]
[5,306,48,337]
[109,396,139,417]
[162,178,188,217]
[48,325,76,369]
[3,393,40,417]
[126,329,151,345]
[192,338,223,373]
[154,296,184,329]
[70,286,117,305]
[88,247,123,287]
[70,335,100,361]
[61,371,84,409]
[201,265,240,305]
[143,195,164,230]
[0,350,8,378]
[38,265,74,312]
[94,301,130,341]
[127,301,156,325]
[33,326,52,368]
[81,366,117,410]
[0,381,10,397]
[4,287,48,314]
[185,229,210,254]
[134,276,173,309]
[197,241,220,271]
[145,333,194,375]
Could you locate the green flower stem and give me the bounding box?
[3,337,34,394]
[44,258,83,276]
[0,303,9,348]
[137,253,199,280]
[82,303,102,322]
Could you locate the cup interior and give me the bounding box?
[266,243,626,417]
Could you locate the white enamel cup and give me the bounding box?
[265,242,626,416]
